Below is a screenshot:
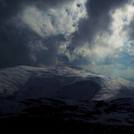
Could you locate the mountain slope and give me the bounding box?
[0,65,133,100]
[0,65,134,130]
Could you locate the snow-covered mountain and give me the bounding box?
[0,65,134,128]
[0,65,133,100]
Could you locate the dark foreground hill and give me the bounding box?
[0,65,134,133]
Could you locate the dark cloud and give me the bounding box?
[69,0,129,50]
[0,0,71,21]
[0,20,33,68]
[128,19,134,41]
[0,0,72,68]
[35,35,66,65]
[0,0,132,69]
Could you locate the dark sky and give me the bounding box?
[0,0,134,73]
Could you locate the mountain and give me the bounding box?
[0,65,134,132]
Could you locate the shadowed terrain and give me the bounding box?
[0,65,134,133]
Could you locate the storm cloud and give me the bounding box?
[68,0,134,64]
[70,0,129,49]
[0,0,87,67]
[0,0,134,78]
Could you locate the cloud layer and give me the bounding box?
[0,0,134,79]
